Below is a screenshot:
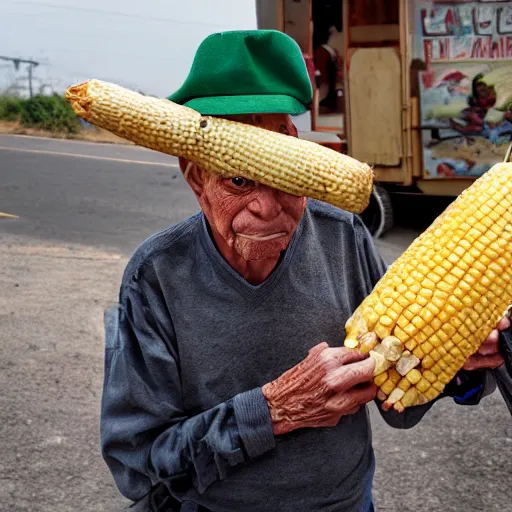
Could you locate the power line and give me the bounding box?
[0,56,39,97]
[6,1,231,29]
[0,55,38,67]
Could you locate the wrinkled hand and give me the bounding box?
[262,343,377,436]
[463,316,510,371]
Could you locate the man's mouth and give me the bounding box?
[237,232,287,241]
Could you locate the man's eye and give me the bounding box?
[231,177,248,187]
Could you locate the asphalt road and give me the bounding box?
[0,135,199,254]
[1,134,511,512]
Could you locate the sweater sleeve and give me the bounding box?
[100,279,275,503]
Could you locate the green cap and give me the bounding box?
[167,30,313,116]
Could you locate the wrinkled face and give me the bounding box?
[184,114,307,261]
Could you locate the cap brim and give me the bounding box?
[182,94,307,116]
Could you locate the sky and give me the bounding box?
[0,0,257,97]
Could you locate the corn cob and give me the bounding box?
[65,79,373,214]
[345,162,512,412]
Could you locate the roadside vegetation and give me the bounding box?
[0,94,128,143]
[0,94,80,133]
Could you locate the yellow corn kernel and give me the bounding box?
[416,378,431,394]
[405,339,417,351]
[381,379,396,395]
[421,355,435,369]
[429,334,442,348]
[406,369,422,385]
[388,368,402,384]
[424,387,439,401]
[413,346,425,360]
[401,388,420,407]
[438,372,451,384]
[423,370,437,383]
[374,372,389,387]
[398,378,412,392]
[432,380,445,392]
[421,341,434,354]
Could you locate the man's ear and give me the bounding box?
[179,157,205,197]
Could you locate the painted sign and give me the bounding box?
[419,62,512,179]
[414,2,512,179]
[414,1,512,64]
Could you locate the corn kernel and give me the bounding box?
[423,370,437,383]
[380,380,395,395]
[401,388,420,407]
[433,381,445,392]
[405,339,417,351]
[425,387,438,401]
[374,372,389,387]
[412,346,425,359]
[421,355,435,369]
[438,372,451,384]
[416,378,430,393]
[406,369,422,385]
[398,378,412,391]
[388,368,402,384]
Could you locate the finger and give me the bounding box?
[463,353,504,371]
[308,342,330,357]
[349,382,378,404]
[497,316,511,331]
[320,347,367,373]
[483,329,499,346]
[324,357,375,392]
[478,339,499,356]
[325,382,377,412]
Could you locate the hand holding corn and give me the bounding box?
[262,343,377,435]
[463,316,510,371]
[344,162,512,412]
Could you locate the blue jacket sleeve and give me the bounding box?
[100,281,275,503]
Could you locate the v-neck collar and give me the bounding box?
[198,211,306,302]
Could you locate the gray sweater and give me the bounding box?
[100,201,486,512]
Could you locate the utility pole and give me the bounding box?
[0,56,39,98]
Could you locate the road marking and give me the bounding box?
[0,133,133,147]
[0,145,179,167]
[0,212,19,219]
[0,134,158,153]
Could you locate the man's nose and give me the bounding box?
[246,185,283,220]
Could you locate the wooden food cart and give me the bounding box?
[256,0,512,237]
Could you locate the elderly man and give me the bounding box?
[100,31,509,512]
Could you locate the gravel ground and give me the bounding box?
[0,236,130,512]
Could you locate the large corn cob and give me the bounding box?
[65,80,373,214]
[345,162,512,412]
